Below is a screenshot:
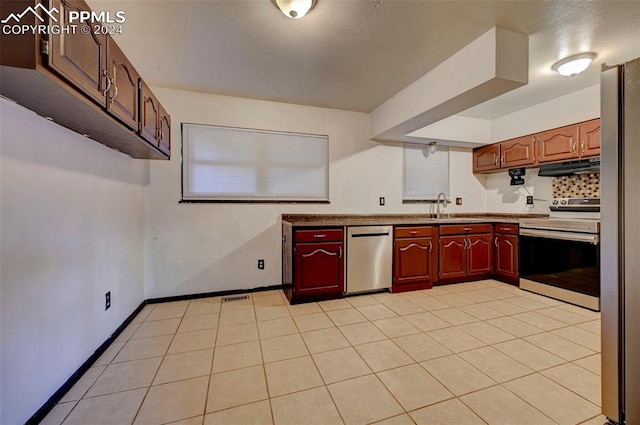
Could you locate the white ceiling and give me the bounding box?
[89,0,640,119]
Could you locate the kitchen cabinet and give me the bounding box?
[49,0,107,106]
[0,0,169,160]
[473,144,501,173]
[106,37,140,131]
[283,227,344,304]
[393,226,438,292]
[578,119,601,158]
[473,119,601,173]
[493,223,519,284]
[439,224,493,282]
[536,124,579,163]
[500,136,537,168]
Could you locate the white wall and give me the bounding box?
[146,88,487,299]
[0,99,148,425]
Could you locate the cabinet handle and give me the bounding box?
[494,237,498,247]
[463,227,472,232]
[338,247,343,259]
[463,238,467,249]
[409,231,419,235]
[314,234,327,239]
[428,241,433,252]
[501,154,505,164]
[102,70,112,96]
[571,142,577,154]
[494,156,499,166]
[581,140,585,153]
[110,78,118,103]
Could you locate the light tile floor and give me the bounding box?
[42,280,608,425]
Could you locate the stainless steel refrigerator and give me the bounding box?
[601,57,640,425]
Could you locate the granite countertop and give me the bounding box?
[281,213,549,227]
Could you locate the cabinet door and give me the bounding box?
[158,104,171,157]
[467,233,493,276]
[495,234,519,280]
[473,144,500,173]
[139,80,159,146]
[501,136,537,168]
[49,0,106,105]
[578,119,601,158]
[439,236,466,280]
[536,124,579,163]
[106,37,139,130]
[294,242,344,297]
[394,237,434,286]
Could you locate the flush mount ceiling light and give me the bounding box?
[272,0,316,19]
[427,141,437,154]
[552,52,597,77]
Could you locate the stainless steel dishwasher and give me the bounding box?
[346,226,393,294]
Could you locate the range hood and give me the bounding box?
[538,157,600,177]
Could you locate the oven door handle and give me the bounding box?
[519,228,599,244]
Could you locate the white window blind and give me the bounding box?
[182,124,329,201]
[403,145,450,201]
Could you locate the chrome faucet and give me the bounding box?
[436,192,447,218]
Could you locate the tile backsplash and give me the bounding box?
[552,172,600,198]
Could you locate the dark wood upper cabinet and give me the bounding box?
[578,119,601,158]
[140,80,160,146]
[159,104,171,157]
[49,0,106,106]
[500,136,537,168]
[106,37,139,131]
[536,124,579,163]
[473,144,501,173]
[0,1,169,160]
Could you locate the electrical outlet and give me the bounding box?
[526,195,534,205]
[379,197,385,206]
[105,291,111,310]
[456,197,462,205]
[257,259,265,270]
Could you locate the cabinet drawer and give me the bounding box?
[294,229,343,243]
[439,224,493,235]
[494,224,518,235]
[394,226,433,239]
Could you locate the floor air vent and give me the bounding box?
[222,295,250,303]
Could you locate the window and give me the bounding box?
[403,144,450,201]
[182,124,329,202]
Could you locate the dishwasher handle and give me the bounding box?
[350,231,390,238]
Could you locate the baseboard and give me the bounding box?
[26,283,283,425]
[146,284,283,304]
[25,300,147,425]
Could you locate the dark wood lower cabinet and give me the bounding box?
[294,242,344,297]
[438,225,494,283]
[439,236,467,280]
[467,233,493,276]
[283,226,344,304]
[393,226,438,292]
[494,223,519,284]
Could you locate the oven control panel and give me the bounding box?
[550,197,600,212]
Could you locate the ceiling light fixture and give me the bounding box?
[427,141,438,154]
[272,0,316,19]
[552,52,597,77]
